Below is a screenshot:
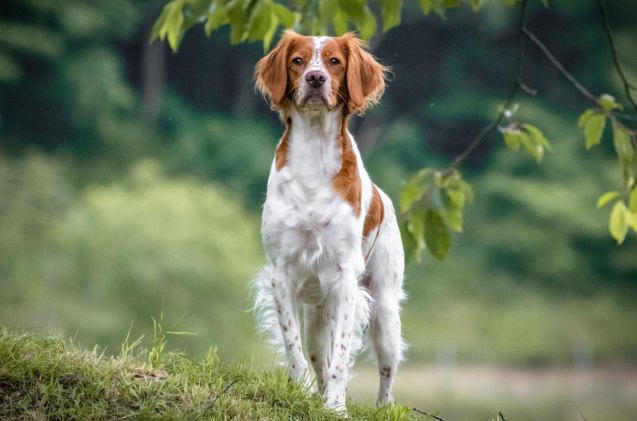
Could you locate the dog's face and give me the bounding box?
[255,31,388,115]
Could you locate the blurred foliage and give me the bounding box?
[0,157,264,359]
[0,0,636,366]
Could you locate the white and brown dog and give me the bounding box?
[253,31,405,413]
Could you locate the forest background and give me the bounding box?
[1,1,636,419]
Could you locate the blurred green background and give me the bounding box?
[1,1,636,419]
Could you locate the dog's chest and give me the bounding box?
[262,130,360,265]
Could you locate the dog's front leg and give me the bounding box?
[271,263,311,388]
[321,266,358,413]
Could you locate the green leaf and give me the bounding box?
[381,0,402,32]
[583,113,606,150]
[406,210,427,262]
[338,0,375,36]
[400,220,419,263]
[273,3,296,27]
[577,108,596,127]
[503,129,521,150]
[358,6,377,39]
[319,0,337,28]
[400,168,433,213]
[609,200,629,245]
[227,0,248,44]
[424,210,450,260]
[333,7,348,35]
[519,130,544,162]
[417,0,436,15]
[165,1,186,51]
[630,188,637,213]
[522,123,551,150]
[247,2,272,42]
[597,191,620,208]
[150,4,171,42]
[502,0,518,6]
[612,121,635,176]
[598,93,623,112]
[400,181,423,214]
[470,0,485,11]
[440,189,463,232]
[204,0,229,35]
[262,12,278,50]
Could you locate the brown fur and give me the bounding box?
[332,124,362,216]
[363,185,385,237]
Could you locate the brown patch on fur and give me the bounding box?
[339,34,389,115]
[332,126,362,216]
[380,366,391,378]
[275,120,291,170]
[359,273,372,289]
[363,185,384,237]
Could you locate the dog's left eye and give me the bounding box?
[329,58,340,65]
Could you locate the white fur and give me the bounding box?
[253,36,405,413]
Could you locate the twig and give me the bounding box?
[443,0,530,175]
[572,400,588,421]
[195,379,238,419]
[596,0,637,114]
[411,406,447,421]
[522,27,599,105]
[498,411,507,421]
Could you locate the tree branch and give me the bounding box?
[442,0,529,175]
[411,406,447,421]
[521,27,599,105]
[595,0,637,115]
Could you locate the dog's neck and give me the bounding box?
[287,105,346,143]
[284,105,350,184]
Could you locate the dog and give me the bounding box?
[253,31,405,413]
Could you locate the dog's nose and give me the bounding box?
[305,71,326,88]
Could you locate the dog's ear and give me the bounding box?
[344,33,389,114]
[255,31,294,108]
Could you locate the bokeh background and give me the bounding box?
[1,1,636,419]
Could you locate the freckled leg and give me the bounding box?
[271,265,311,388]
[369,293,402,404]
[304,303,329,393]
[322,268,358,413]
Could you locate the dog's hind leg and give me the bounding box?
[366,213,406,404]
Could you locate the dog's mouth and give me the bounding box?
[301,91,328,107]
[298,89,338,112]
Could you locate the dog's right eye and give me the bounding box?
[292,57,303,66]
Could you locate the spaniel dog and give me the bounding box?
[253,31,405,413]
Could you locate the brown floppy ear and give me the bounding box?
[255,32,293,108]
[344,33,389,114]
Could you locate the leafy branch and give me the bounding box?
[151,0,637,258]
[400,0,636,256]
[518,11,637,244]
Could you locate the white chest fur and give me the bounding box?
[262,108,370,285]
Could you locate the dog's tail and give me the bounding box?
[349,285,373,367]
[251,266,286,355]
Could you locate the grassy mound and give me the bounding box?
[0,327,426,420]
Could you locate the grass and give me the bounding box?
[0,326,432,421]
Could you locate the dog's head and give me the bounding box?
[255,31,388,115]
